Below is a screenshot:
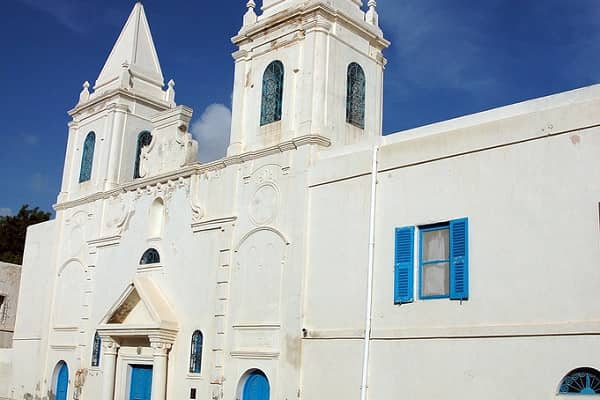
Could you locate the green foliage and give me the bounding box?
[0,205,51,265]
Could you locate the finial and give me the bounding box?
[243,0,258,27]
[366,0,379,27]
[166,79,176,107]
[79,81,90,104]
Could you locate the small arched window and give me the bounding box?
[134,131,153,179]
[79,132,96,182]
[91,332,101,367]
[189,330,203,373]
[140,248,160,265]
[559,368,600,394]
[260,61,284,126]
[346,63,366,129]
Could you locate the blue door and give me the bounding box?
[56,362,69,400]
[243,371,270,400]
[129,365,153,400]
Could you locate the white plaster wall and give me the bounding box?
[10,220,57,399]
[304,175,370,332]
[368,336,600,400]
[0,349,12,399]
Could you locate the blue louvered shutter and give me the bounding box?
[394,227,415,304]
[450,218,469,300]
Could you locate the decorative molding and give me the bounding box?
[88,235,122,250]
[53,326,79,333]
[55,134,330,212]
[230,351,280,360]
[50,344,78,351]
[232,324,281,330]
[234,226,290,251]
[191,216,238,234]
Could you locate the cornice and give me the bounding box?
[232,3,389,49]
[68,88,171,117]
[54,134,331,211]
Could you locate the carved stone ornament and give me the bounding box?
[140,106,198,179]
[104,193,134,237]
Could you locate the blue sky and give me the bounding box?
[1,0,600,216]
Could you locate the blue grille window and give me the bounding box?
[134,131,152,179]
[260,61,284,126]
[140,248,160,265]
[91,333,101,367]
[560,368,600,394]
[79,132,96,183]
[346,63,366,129]
[189,330,203,374]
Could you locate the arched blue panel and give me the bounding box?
[56,362,69,400]
[559,368,600,394]
[134,131,153,179]
[243,371,270,400]
[140,248,160,265]
[91,332,101,367]
[79,132,96,182]
[346,63,366,129]
[189,330,203,373]
[260,61,284,126]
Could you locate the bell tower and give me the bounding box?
[227,0,389,155]
[58,3,182,204]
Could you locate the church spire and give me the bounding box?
[94,2,165,97]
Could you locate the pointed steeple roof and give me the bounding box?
[94,2,165,95]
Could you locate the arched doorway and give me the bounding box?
[242,370,270,400]
[55,361,69,400]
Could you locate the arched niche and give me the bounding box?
[148,197,165,238]
[54,260,85,328]
[231,229,287,325]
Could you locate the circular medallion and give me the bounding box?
[249,184,279,225]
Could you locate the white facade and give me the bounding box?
[5,1,600,399]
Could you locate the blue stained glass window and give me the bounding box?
[559,368,600,394]
[134,131,153,179]
[189,330,203,373]
[260,61,284,126]
[79,132,96,183]
[91,333,101,367]
[346,63,366,129]
[140,248,160,265]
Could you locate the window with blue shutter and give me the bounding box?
[450,218,469,300]
[394,227,415,304]
[418,218,469,300]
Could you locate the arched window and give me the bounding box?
[91,332,101,367]
[134,131,153,179]
[140,248,160,265]
[346,63,366,129]
[559,368,600,394]
[260,61,284,126]
[79,132,96,182]
[189,330,203,373]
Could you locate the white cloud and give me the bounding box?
[0,208,12,217]
[190,104,232,163]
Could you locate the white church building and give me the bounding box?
[4,0,600,399]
